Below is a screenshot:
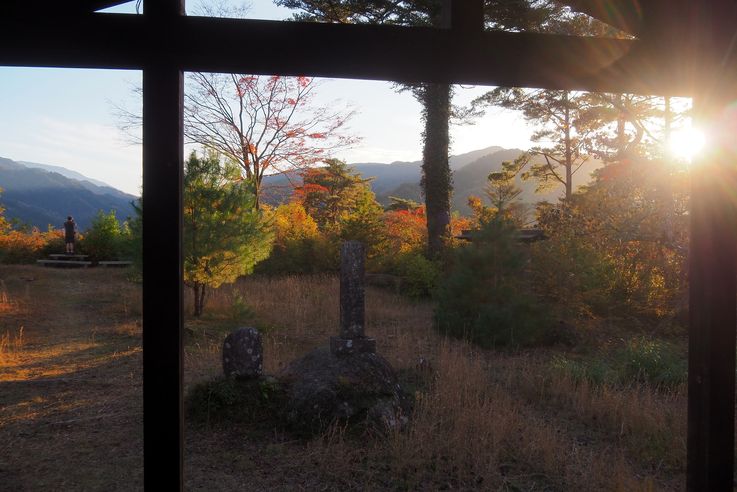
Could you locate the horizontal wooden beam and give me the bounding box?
[6,0,133,15]
[0,13,709,95]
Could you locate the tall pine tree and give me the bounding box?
[277,0,569,256]
[183,151,273,316]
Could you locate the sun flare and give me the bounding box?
[669,127,706,162]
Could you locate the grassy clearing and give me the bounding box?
[184,274,688,490]
[2,268,692,490]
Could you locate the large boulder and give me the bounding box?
[279,347,410,434]
[222,327,263,380]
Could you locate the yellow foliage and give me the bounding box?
[272,202,319,243]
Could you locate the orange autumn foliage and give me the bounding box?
[450,214,474,239]
[0,228,68,264]
[383,207,426,254]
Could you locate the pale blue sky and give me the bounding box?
[0,0,533,195]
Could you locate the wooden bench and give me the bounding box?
[98,261,133,267]
[37,260,92,268]
[48,254,89,260]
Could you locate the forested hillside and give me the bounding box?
[0,157,137,229]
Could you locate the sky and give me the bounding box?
[0,0,534,196]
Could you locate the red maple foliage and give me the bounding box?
[383,207,426,254]
[185,73,358,207]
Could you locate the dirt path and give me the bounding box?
[0,266,143,491]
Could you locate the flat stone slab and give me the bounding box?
[330,336,376,356]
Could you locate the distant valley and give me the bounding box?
[0,157,137,230]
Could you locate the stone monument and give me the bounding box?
[222,326,263,379]
[330,241,376,356]
[279,240,408,433]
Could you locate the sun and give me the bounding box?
[668,127,706,162]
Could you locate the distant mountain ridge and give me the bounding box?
[0,157,138,230]
[0,146,598,231]
[19,161,111,188]
[262,145,601,214]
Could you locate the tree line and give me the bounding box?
[0,0,695,336]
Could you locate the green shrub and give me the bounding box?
[549,337,686,389]
[229,293,255,323]
[550,355,613,386]
[393,252,440,299]
[256,235,340,275]
[121,199,142,272]
[529,232,618,318]
[186,376,286,426]
[82,210,128,261]
[615,336,686,388]
[434,219,553,348]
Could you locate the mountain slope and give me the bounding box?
[261,145,507,206]
[0,157,137,230]
[261,145,602,214]
[19,161,111,188]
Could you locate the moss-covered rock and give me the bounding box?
[279,347,411,435]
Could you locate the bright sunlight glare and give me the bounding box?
[669,127,706,162]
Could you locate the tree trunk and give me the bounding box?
[253,175,261,211]
[193,282,206,317]
[193,283,201,317]
[563,91,573,200]
[616,93,627,160]
[421,82,452,257]
[662,95,675,243]
[199,284,207,316]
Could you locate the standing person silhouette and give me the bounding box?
[63,216,77,254]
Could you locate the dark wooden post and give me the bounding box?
[687,82,737,492]
[686,3,737,489]
[142,0,184,489]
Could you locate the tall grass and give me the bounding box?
[0,326,24,361]
[0,279,8,305]
[184,274,435,384]
[303,341,656,490]
[184,274,686,489]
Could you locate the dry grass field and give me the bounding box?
[0,265,143,491]
[1,266,691,490]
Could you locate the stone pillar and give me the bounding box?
[331,241,376,355]
[340,240,365,338]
